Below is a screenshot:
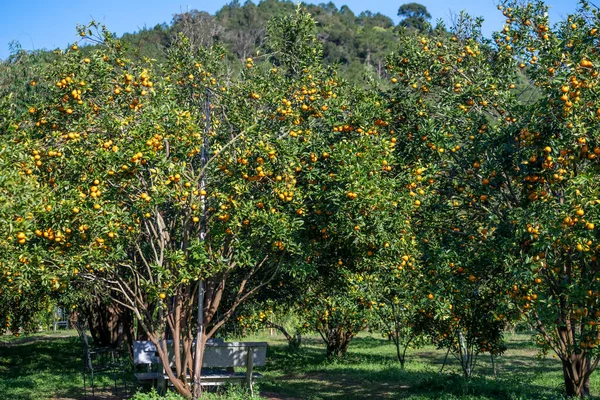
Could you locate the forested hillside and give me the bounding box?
[122,1,433,82]
[5,1,431,86]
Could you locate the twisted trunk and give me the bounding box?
[265,320,301,350]
[324,327,354,358]
[562,354,593,398]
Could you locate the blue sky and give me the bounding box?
[0,0,579,60]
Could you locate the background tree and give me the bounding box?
[387,1,600,396]
[355,248,425,369]
[172,10,222,49]
[301,280,371,358]
[397,3,432,31]
[493,1,600,396]
[1,1,412,88]
[233,277,305,350]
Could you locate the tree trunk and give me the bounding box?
[193,335,208,399]
[457,330,473,378]
[582,376,591,398]
[265,321,301,350]
[119,308,135,358]
[87,300,123,348]
[391,322,411,369]
[562,358,592,398]
[392,334,410,369]
[394,340,405,368]
[149,331,193,399]
[325,328,352,358]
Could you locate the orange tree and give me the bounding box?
[387,1,600,396]
[226,9,416,359]
[292,87,414,359]
[14,20,310,397]
[494,1,600,396]
[11,10,410,397]
[226,8,416,359]
[349,254,426,368]
[300,279,372,358]
[412,231,510,377]
[0,94,59,334]
[386,12,520,376]
[277,52,416,358]
[344,186,422,367]
[1,47,84,337]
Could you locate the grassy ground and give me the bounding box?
[0,330,133,400]
[0,330,596,399]
[254,332,595,400]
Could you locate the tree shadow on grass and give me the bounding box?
[494,355,559,374]
[265,343,329,373]
[260,364,568,400]
[0,336,82,375]
[0,337,81,399]
[399,339,562,380]
[264,337,406,376]
[347,336,392,348]
[0,336,136,400]
[259,336,571,400]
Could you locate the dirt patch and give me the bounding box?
[50,386,133,400]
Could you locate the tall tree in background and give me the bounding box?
[397,3,431,31]
[172,10,222,49]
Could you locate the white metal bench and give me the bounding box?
[133,340,267,394]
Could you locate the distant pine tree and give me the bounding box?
[397,2,432,31]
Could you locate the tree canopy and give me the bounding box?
[397,3,432,31]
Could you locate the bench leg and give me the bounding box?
[246,348,254,396]
[157,376,166,396]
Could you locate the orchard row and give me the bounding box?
[0,1,599,398]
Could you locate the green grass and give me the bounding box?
[0,328,78,344]
[0,330,133,400]
[250,332,597,400]
[0,333,85,400]
[1,330,597,399]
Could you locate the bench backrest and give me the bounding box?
[133,340,266,368]
[134,339,224,365]
[133,340,159,364]
[203,342,267,368]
